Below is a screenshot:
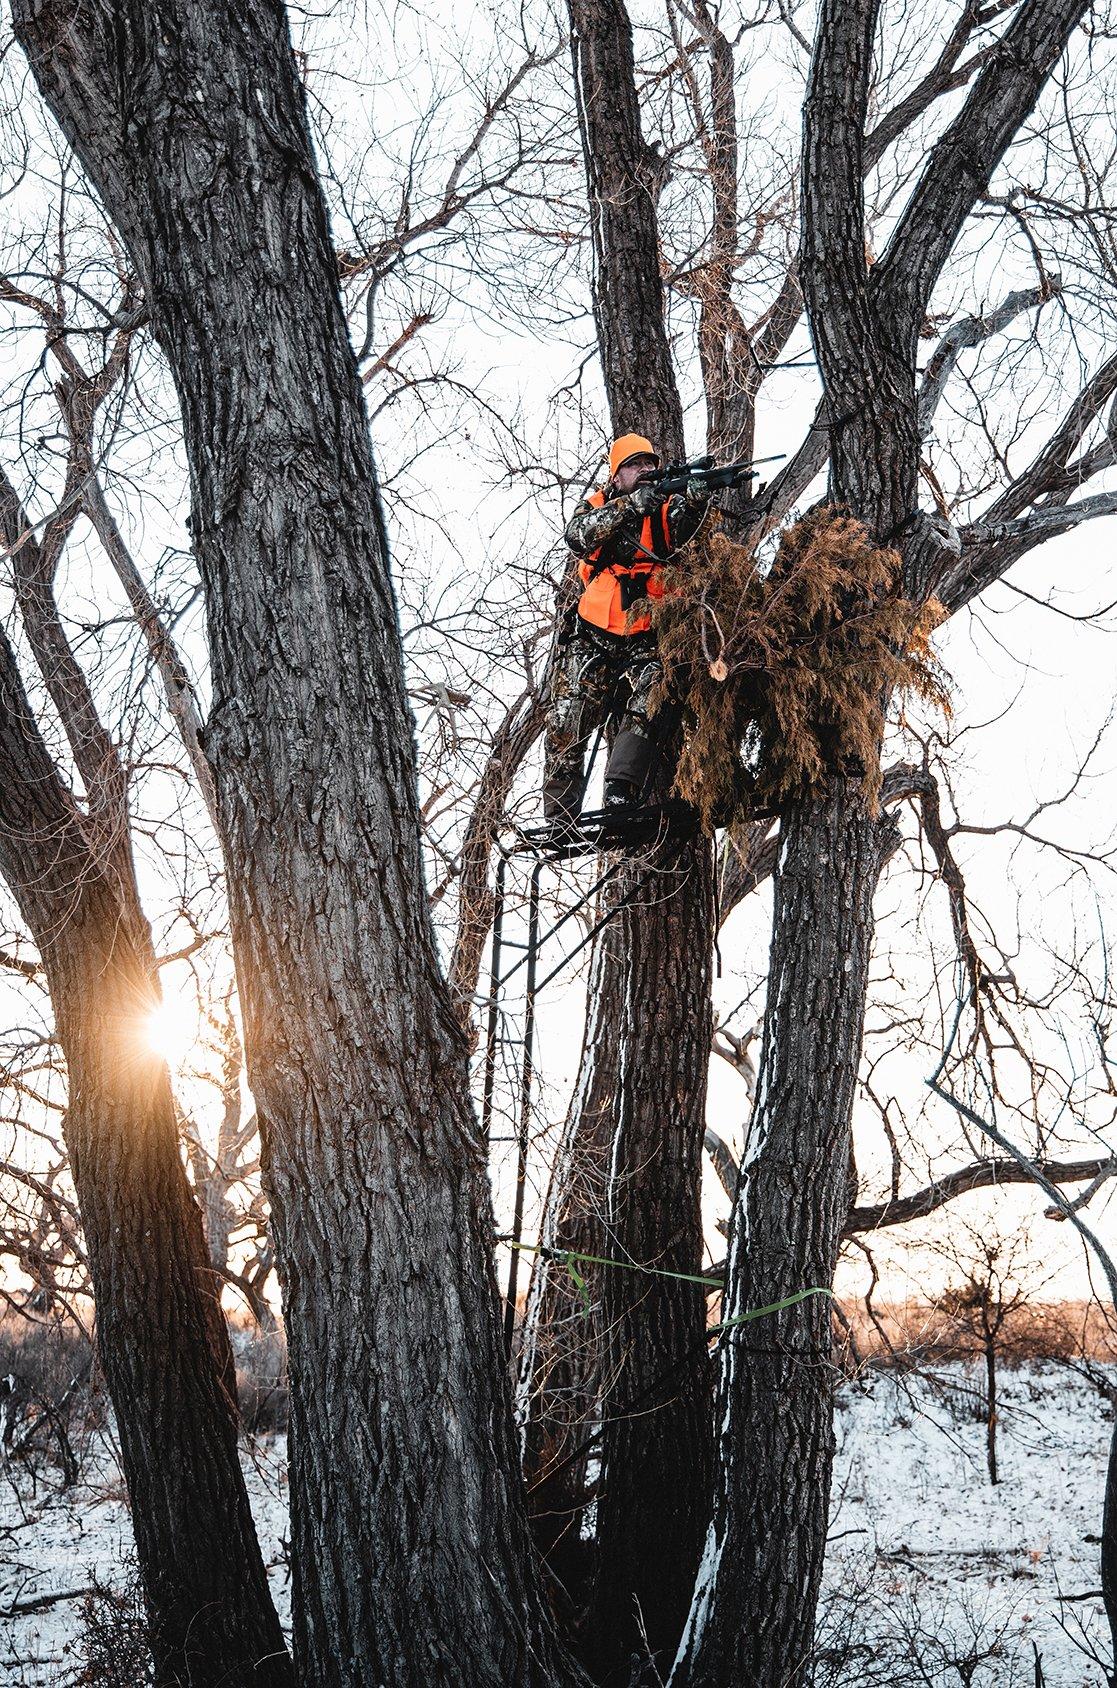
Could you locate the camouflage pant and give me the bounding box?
[542,629,666,820]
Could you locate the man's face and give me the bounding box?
[612,452,659,494]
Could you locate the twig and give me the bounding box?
[1,1585,89,1617]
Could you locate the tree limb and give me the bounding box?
[945,491,1117,611]
[928,1083,1117,1303]
[983,353,1117,522]
[876,0,1090,326]
[862,3,1011,173]
[81,472,219,829]
[918,280,1060,437]
[802,0,880,389]
[446,681,549,1021]
[845,1154,1115,1234]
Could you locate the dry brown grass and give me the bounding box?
[648,506,949,829]
[835,1297,1117,1368]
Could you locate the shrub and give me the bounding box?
[71,1562,154,1687]
[0,1309,97,1482]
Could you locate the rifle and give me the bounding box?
[649,451,787,497]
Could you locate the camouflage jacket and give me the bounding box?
[563,485,707,565]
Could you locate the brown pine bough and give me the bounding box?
[648,507,949,832]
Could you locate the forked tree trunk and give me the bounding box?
[14,3,579,1683]
[672,0,1089,1680]
[518,2,717,1669]
[0,630,290,1687]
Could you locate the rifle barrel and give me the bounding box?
[652,451,786,485]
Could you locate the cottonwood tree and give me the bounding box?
[11,1,584,1683]
[511,11,719,1684]
[505,1,1117,1683]
[0,285,290,1676]
[675,2,1103,1683]
[515,1,1033,1677]
[0,642,292,1685]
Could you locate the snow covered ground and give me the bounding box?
[823,1362,1112,1684]
[0,1435,290,1684]
[0,1362,1110,1684]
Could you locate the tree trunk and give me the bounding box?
[582,840,715,1686]
[569,0,685,449]
[518,847,715,1685]
[558,4,716,1670]
[672,0,1088,1676]
[14,3,579,1682]
[0,628,291,1687]
[1101,1416,1117,1687]
[671,6,915,1662]
[671,789,888,1687]
[983,1322,999,1486]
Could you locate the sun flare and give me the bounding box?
[143,985,199,1069]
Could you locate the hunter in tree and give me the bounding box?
[5,0,1117,1684]
[543,432,711,823]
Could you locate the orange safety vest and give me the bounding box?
[576,490,674,635]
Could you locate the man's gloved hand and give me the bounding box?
[684,475,712,508]
[555,602,580,647]
[628,482,662,517]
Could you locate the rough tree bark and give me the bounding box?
[523,5,717,1679]
[0,627,290,1686]
[516,926,621,1611]
[673,786,890,1688]
[13,2,579,1683]
[582,840,714,1686]
[570,0,681,443]
[672,2,1090,1683]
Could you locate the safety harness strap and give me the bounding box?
[585,498,671,579]
[649,500,671,561]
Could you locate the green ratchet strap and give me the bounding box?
[507,1239,831,1328]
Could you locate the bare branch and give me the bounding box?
[862,3,1011,173]
[875,0,1090,326]
[928,1082,1117,1303]
[81,472,219,829]
[983,351,1117,523]
[0,463,127,835]
[846,1154,1115,1234]
[946,491,1117,610]
[704,1126,739,1202]
[918,280,1060,437]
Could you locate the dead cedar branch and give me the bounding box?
[648,506,949,829]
